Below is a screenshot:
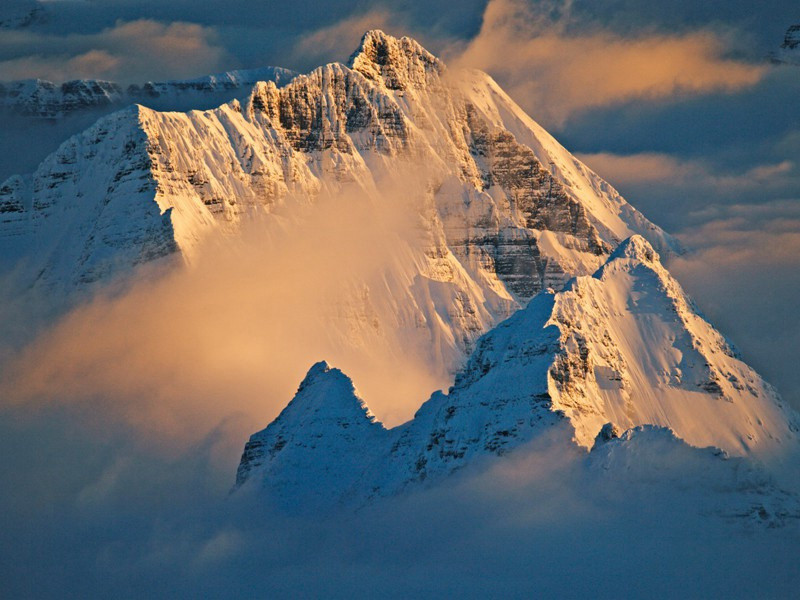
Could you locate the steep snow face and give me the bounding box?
[236,236,799,507]
[0,106,181,287]
[545,236,797,454]
[235,361,386,510]
[1,30,677,370]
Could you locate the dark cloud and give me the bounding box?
[556,67,800,164]
[566,0,796,56]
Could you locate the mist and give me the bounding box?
[2,402,798,598]
[0,178,456,455]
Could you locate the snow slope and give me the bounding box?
[236,236,799,508]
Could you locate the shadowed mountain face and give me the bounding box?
[236,236,799,510]
[0,30,678,376]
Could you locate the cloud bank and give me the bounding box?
[449,0,766,126]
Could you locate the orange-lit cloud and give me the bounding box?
[0,185,448,452]
[449,0,767,125]
[577,151,793,192]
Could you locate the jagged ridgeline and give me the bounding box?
[0,30,679,371]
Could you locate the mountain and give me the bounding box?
[0,67,297,119]
[771,24,800,65]
[0,30,678,372]
[236,236,799,508]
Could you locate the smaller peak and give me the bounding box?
[294,360,337,393]
[291,361,378,422]
[306,360,332,379]
[609,235,659,264]
[247,361,383,444]
[591,234,675,286]
[594,422,621,447]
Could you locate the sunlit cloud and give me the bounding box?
[449,0,767,126]
[0,184,448,451]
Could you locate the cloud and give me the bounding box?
[1,397,798,598]
[0,180,450,453]
[0,19,234,83]
[575,149,799,231]
[449,0,767,126]
[577,151,794,195]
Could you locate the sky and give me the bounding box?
[0,1,799,595]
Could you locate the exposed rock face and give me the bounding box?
[0,29,678,369]
[236,236,799,507]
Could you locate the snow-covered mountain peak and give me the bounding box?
[606,233,657,263]
[348,29,444,90]
[287,360,379,423]
[3,29,683,385]
[589,233,664,284]
[235,360,386,505]
[547,236,798,453]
